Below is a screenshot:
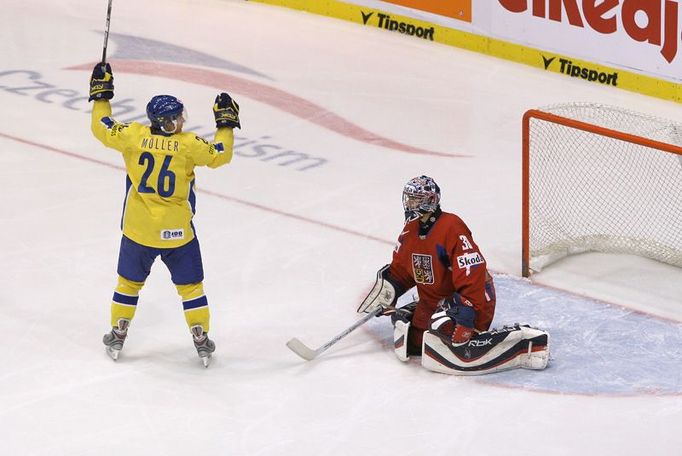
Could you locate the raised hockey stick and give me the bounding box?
[101,0,114,68]
[286,306,384,361]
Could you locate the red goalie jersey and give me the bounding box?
[388,208,496,347]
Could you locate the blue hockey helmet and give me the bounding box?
[402,175,441,220]
[146,95,185,133]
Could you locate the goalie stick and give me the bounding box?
[286,306,384,361]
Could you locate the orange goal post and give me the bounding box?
[522,103,682,277]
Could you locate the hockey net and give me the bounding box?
[522,103,682,277]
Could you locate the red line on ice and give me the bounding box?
[0,131,394,246]
[66,60,470,159]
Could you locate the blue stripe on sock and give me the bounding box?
[113,292,139,305]
[183,295,208,310]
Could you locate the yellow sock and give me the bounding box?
[176,282,210,333]
[110,276,144,327]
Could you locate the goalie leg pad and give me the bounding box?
[393,320,410,362]
[421,324,550,376]
[520,330,551,370]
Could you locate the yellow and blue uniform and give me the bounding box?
[91,100,233,248]
[91,99,234,332]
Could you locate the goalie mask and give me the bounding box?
[402,175,441,221]
[146,95,187,134]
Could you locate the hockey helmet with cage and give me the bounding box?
[402,175,441,220]
[146,95,186,134]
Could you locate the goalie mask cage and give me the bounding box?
[522,103,682,277]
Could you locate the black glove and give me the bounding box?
[88,63,114,102]
[390,301,417,326]
[213,92,240,129]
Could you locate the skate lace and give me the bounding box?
[193,335,215,354]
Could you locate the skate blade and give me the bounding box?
[200,354,211,368]
[106,347,121,361]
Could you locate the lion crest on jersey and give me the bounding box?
[412,254,434,284]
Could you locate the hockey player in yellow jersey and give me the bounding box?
[89,63,241,367]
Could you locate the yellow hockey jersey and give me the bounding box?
[91,100,234,248]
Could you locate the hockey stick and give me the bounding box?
[286,306,384,361]
[100,0,114,68]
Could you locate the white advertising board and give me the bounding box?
[489,0,682,82]
[342,0,682,83]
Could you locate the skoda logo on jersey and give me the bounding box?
[457,252,484,276]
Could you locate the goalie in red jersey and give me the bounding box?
[358,176,549,375]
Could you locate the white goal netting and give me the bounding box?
[524,103,682,274]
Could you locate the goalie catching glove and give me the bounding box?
[357,265,406,315]
[431,293,476,345]
[88,63,114,102]
[213,92,241,129]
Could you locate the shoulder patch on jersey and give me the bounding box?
[115,122,129,131]
[101,117,129,136]
[459,235,473,250]
[100,116,115,129]
[213,142,224,154]
[110,123,129,136]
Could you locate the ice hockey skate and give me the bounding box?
[191,325,215,367]
[102,318,130,361]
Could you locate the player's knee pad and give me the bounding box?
[176,282,204,301]
[391,302,420,361]
[116,275,144,294]
[421,324,550,376]
[393,320,411,362]
[393,321,424,361]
